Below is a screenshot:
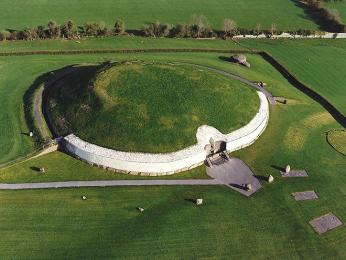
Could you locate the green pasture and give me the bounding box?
[325,1,346,23]
[242,39,346,115]
[1,68,345,258]
[0,0,318,31]
[0,43,345,258]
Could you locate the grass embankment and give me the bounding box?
[49,62,258,152]
[327,129,346,155]
[242,39,346,116]
[0,0,318,31]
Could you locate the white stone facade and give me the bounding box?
[63,91,269,175]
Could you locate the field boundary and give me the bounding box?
[258,51,346,127]
[0,48,255,57]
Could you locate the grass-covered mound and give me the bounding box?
[327,129,346,155]
[48,62,259,153]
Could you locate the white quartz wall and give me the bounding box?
[63,91,269,175]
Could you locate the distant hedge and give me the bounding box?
[1,11,344,43]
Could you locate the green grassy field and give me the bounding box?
[49,62,258,152]
[242,39,346,115]
[0,0,318,31]
[0,73,345,258]
[0,40,345,258]
[325,1,346,23]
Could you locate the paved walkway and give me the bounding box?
[0,179,221,190]
[207,158,262,197]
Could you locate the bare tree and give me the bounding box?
[254,23,262,36]
[223,19,237,37]
[270,23,277,36]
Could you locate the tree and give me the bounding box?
[0,30,10,41]
[270,23,277,36]
[20,27,38,40]
[172,23,189,37]
[36,25,46,39]
[223,19,237,37]
[61,20,78,39]
[189,14,212,38]
[83,21,108,37]
[254,23,262,36]
[114,19,126,34]
[47,21,61,38]
[142,21,171,37]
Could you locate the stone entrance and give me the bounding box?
[205,138,229,167]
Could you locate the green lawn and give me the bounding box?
[0,45,345,258]
[0,97,345,258]
[0,0,318,31]
[324,1,346,23]
[242,39,346,115]
[49,62,258,152]
[0,36,243,53]
[0,151,210,183]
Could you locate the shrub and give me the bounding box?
[47,21,61,38]
[61,20,78,39]
[0,30,10,41]
[114,19,126,35]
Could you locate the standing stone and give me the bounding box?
[137,207,145,212]
[196,199,203,205]
[286,165,291,174]
[29,131,34,137]
[82,195,87,200]
[246,184,252,191]
[268,175,274,183]
[40,167,45,173]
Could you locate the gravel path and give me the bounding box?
[0,179,222,190]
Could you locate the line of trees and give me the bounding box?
[0,19,126,41]
[0,11,344,42]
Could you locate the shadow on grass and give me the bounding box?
[271,164,285,172]
[29,166,41,172]
[259,52,346,128]
[254,175,268,181]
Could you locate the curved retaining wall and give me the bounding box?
[63,91,269,176]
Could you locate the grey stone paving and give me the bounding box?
[281,170,309,177]
[292,191,318,201]
[309,213,343,234]
[206,158,262,197]
[0,179,221,190]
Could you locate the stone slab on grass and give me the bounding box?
[281,170,308,177]
[292,191,318,201]
[309,213,343,235]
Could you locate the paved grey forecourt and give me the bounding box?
[0,179,222,190]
